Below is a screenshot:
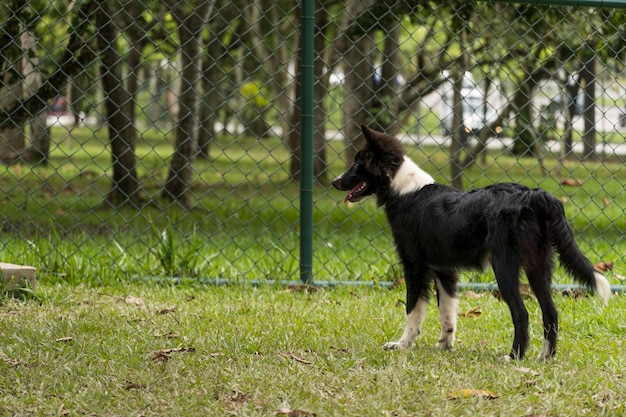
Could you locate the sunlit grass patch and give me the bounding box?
[1,284,624,416]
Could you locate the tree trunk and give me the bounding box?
[95,0,142,206]
[197,89,216,159]
[125,45,142,123]
[562,77,579,155]
[0,25,27,164]
[342,0,377,164]
[20,29,51,164]
[449,7,472,190]
[374,22,401,135]
[449,70,466,190]
[163,1,214,205]
[287,44,302,179]
[246,0,294,139]
[197,21,229,159]
[25,112,49,164]
[580,41,597,160]
[510,77,538,156]
[0,0,98,131]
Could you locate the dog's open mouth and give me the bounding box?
[344,181,368,203]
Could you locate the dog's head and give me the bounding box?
[332,125,406,204]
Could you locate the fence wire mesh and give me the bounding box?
[0,1,625,285]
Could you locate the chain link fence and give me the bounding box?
[1,1,625,285]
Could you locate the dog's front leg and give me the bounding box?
[383,273,430,350]
[383,298,428,350]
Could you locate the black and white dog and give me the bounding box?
[332,125,610,360]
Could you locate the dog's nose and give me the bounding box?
[331,176,341,189]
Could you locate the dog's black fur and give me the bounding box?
[332,125,610,360]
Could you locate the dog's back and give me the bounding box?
[384,182,536,272]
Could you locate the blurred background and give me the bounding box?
[0,1,624,285]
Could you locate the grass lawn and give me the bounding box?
[1,283,625,416]
[0,125,624,284]
[0,123,624,415]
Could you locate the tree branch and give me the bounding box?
[0,0,98,130]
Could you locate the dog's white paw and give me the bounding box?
[383,341,407,350]
[435,339,454,350]
[537,339,555,361]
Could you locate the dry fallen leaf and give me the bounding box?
[228,390,250,404]
[389,277,405,290]
[287,284,318,293]
[493,283,533,301]
[458,306,482,318]
[519,283,533,298]
[514,367,540,376]
[275,407,316,417]
[562,287,585,299]
[149,347,196,362]
[125,295,144,306]
[594,261,613,272]
[447,388,499,400]
[602,197,611,207]
[279,352,313,365]
[464,290,485,299]
[520,379,538,388]
[56,337,73,343]
[157,307,176,315]
[161,347,195,354]
[0,352,22,367]
[123,381,147,390]
[150,350,170,363]
[3,358,22,366]
[155,331,179,339]
[561,178,583,187]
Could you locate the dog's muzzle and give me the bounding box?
[331,176,344,190]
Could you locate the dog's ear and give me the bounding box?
[360,124,406,178]
[361,124,384,153]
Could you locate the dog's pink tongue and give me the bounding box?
[344,181,365,203]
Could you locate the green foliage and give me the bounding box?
[0,125,623,287]
[150,220,215,278]
[240,81,270,109]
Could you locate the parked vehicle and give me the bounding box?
[47,96,74,126]
[48,96,69,116]
[439,71,499,137]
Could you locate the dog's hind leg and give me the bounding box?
[434,274,459,350]
[383,267,432,350]
[492,254,529,359]
[524,244,558,360]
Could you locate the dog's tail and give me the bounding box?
[535,191,611,303]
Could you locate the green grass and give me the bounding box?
[0,124,625,285]
[1,283,625,416]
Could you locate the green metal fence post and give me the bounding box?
[299,0,314,284]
